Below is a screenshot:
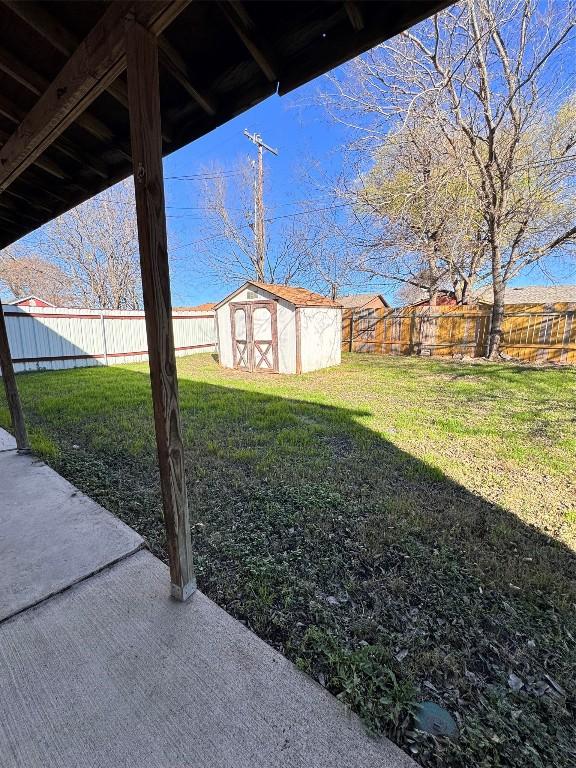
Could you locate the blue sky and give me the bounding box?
[162,59,576,307]
[4,15,575,308]
[163,77,352,307]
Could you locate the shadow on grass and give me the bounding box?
[1,363,575,768]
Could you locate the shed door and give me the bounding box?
[251,303,277,372]
[230,301,278,372]
[232,305,250,370]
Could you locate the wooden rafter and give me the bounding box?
[158,37,217,116]
[3,0,128,110]
[1,0,173,143]
[4,186,54,214]
[217,1,277,82]
[0,46,114,143]
[0,92,108,178]
[0,195,42,224]
[0,128,67,180]
[0,1,189,193]
[344,1,365,31]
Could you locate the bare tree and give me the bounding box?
[0,248,75,305]
[321,0,576,356]
[198,157,315,286]
[41,179,142,309]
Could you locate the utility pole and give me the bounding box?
[243,129,278,281]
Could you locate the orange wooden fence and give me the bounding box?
[342,303,576,364]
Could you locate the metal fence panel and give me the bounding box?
[3,307,217,373]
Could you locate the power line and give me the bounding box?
[170,201,353,254]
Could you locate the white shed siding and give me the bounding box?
[215,305,233,368]
[276,299,296,374]
[216,285,297,373]
[300,307,342,372]
[215,283,342,374]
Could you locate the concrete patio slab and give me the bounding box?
[0,549,415,768]
[0,450,143,621]
[0,426,16,451]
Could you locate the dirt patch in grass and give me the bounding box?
[1,353,575,767]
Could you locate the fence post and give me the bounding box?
[560,307,574,364]
[100,312,109,366]
[536,304,554,363]
[0,300,30,452]
[348,311,355,352]
[484,310,493,357]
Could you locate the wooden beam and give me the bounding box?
[344,1,365,31]
[0,196,41,224]
[0,299,29,452]
[0,89,109,176]
[0,128,67,179]
[125,18,195,601]
[158,38,217,116]
[278,1,453,95]
[1,1,173,142]
[51,137,109,180]
[218,1,277,82]
[3,0,129,111]
[1,0,78,56]
[4,186,53,214]
[0,45,114,142]
[0,1,189,193]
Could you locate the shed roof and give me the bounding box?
[215,281,341,309]
[475,285,576,305]
[0,0,450,249]
[339,293,390,309]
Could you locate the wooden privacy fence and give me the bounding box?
[343,303,576,365]
[3,306,217,373]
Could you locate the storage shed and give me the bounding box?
[215,282,342,374]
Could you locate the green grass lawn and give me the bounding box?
[2,353,575,767]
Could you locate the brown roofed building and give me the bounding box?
[339,293,390,311]
[475,285,576,305]
[173,303,216,312]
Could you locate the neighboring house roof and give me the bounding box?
[215,281,341,309]
[475,285,576,305]
[339,293,390,309]
[406,289,457,307]
[8,295,55,307]
[173,303,216,312]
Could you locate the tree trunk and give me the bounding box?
[488,275,505,358]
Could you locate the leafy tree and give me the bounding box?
[322,0,576,356]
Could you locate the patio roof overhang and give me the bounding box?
[0,0,450,248]
[0,0,451,600]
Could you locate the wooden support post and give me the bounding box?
[125,19,195,601]
[348,311,355,352]
[0,299,29,452]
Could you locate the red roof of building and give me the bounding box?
[173,303,216,312]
